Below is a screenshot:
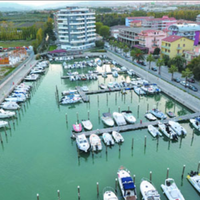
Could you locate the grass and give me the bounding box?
[0,40,35,48]
[48,45,57,51]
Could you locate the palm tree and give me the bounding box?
[146,54,155,70]
[109,40,114,50]
[168,64,178,80]
[156,58,164,75]
[182,68,193,86]
[131,48,144,62]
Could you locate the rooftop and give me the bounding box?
[120,27,157,34]
[162,35,182,42]
[169,24,200,31]
[127,16,153,20]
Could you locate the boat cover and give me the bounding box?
[196,117,200,122]
[121,177,135,190]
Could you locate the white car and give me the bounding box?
[180,81,189,87]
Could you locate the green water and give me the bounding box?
[0,60,200,200]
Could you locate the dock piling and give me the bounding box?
[118,106,120,113]
[108,108,110,113]
[131,138,134,150]
[144,136,147,147]
[0,133,3,143]
[37,194,39,200]
[88,110,90,120]
[115,178,118,193]
[4,127,7,136]
[57,190,60,200]
[157,136,159,145]
[166,168,169,179]
[150,171,152,183]
[77,186,80,200]
[96,182,99,196]
[181,165,186,178]
[98,109,100,118]
[106,145,107,154]
[76,112,79,123]
[197,161,200,173]
[65,113,68,123]
[133,175,136,183]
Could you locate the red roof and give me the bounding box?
[130,20,141,23]
[162,35,182,43]
[127,16,152,20]
[146,17,176,22]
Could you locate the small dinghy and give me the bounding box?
[121,111,136,124]
[167,111,176,118]
[102,133,115,146]
[81,86,89,92]
[103,188,118,200]
[0,120,9,128]
[112,71,118,78]
[0,109,15,118]
[190,117,200,131]
[76,134,90,153]
[150,109,167,119]
[134,86,146,95]
[145,112,157,121]
[140,179,161,200]
[161,178,185,200]
[81,120,93,131]
[60,96,82,105]
[168,121,187,136]
[1,102,20,110]
[99,83,106,90]
[112,131,124,143]
[148,125,162,137]
[187,171,200,193]
[73,123,82,133]
[108,82,114,89]
[89,134,102,151]
[113,112,127,126]
[101,113,115,127]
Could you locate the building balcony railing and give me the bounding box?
[77,26,85,29]
[76,17,85,20]
[87,25,95,28]
[87,21,96,24]
[177,46,182,50]
[87,33,96,37]
[87,29,95,33]
[71,31,85,34]
[161,45,170,50]
[87,17,95,20]
[87,37,96,41]
[161,50,169,55]
[70,22,85,25]
[71,39,86,44]
[77,35,86,39]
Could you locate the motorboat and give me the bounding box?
[1,102,20,110]
[117,166,137,200]
[103,188,118,200]
[60,96,82,105]
[101,113,115,127]
[168,121,187,136]
[5,97,25,103]
[0,120,9,128]
[73,123,82,133]
[108,82,114,89]
[102,71,107,78]
[81,86,89,92]
[127,69,135,76]
[140,179,161,200]
[161,178,185,200]
[102,133,115,146]
[99,83,107,90]
[69,76,76,81]
[30,68,45,74]
[112,131,124,143]
[150,109,167,119]
[89,134,102,151]
[62,90,77,96]
[145,112,157,121]
[187,170,200,193]
[81,120,93,131]
[113,112,127,126]
[112,71,118,78]
[121,66,127,71]
[24,74,39,81]
[11,92,29,99]
[148,125,162,137]
[190,117,200,130]
[121,111,136,124]
[0,109,15,118]
[134,86,146,95]
[158,122,178,140]
[76,134,90,153]
[167,111,176,118]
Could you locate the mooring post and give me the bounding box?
[12,115,15,125]
[8,121,11,129]
[137,104,140,113]
[128,106,130,111]
[97,95,99,103]
[65,113,68,123]
[131,138,134,150]
[57,190,60,200]
[108,108,110,113]
[115,93,117,101]
[106,145,107,154]
[119,144,121,152]
[98,109,100,118]
[133,175,136,183]
[106,93,108,102]
[118,106,120,112]
[77,186,80,200]
[144,136,147,147]
[4,126,7,136]
[181,165,186,178]
[115,178,118,193]
[157,136,159,145]
[77,112,79,123]
[37,194,39,200]
[131,90,133,99]
[97,182,99,196]
[166,168,169,179]
[0,133,3,143]
[150,171,152,183]
[88,110,90,120]
[197,161,200,173]
[147,103,149,111]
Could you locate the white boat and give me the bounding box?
[60,96,82,105]
[76,134,90,153]
[168,121,187,136]
[158,122,178,140]
[81,86,89,92]
[161,178,185,200]
[148,125,162,137]
[108,82,114,89]
[30,68,45,74]
[102,133,115,146]
[113,112,127,126]
[62,90,77,96]
[121,111,136,124]
[101,113,115,127]
[140,179,161,200]
[0,120,8,128]
[127,69,135,76]
[145,112,157,121]
[117,167,137,200]
[103,188,118,200]
[134,86,146,95]
[187,171,200,193]
[81,120,93,131]
[0,109,15,118]
[1,102,20,110]
[150,109,167,119]
[112,131,124,143]
[190,117,200,130]
[112,71,118,78]
[5,97,25,103]
[99,83,107,90]
[89,134,102,151]
[24,74,39,81]
[102,71,107,78]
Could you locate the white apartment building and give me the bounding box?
[55,7,96,50]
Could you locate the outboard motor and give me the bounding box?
[109,141,112,146]
[95,145,98,151]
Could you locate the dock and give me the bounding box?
[72,112,200,138]
[76,86,89,102]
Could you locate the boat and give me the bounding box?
[81,86,89,92]
[117,166,137,200]
[150,109,167,119]
[134,86,146,95]
[140,179,161,200]
[1,102,20,110]
[108,82,114,89]
[112,71,118,78]
[127,69,135,76]
[145,112,157,121]
[99,83,107,90]
[112,131,124,143]
[0,120,8,128]
[76,134,90,153]
[0,109,15,118]
[102,71,107,78]
[158,122,178,140]
[121,89,127,95]
[81,120,93,131]
[24,74,39,81]
[101,113,115,127]
[60,96,82,105]
[113,112,127,126]
[161,178,185,200]
[103,188,118,200]
[190,117,200,130]
[30,68,45,74]
[102,133,115,146]
[5,96,25,103]
[73,123,82,132]
[148,125,162,137]
[89,134,102,151]
[121,111,136,124]
[167,111,176,118]
[168,121,187,136]
[187,170,200,193]
[62,90,77,96]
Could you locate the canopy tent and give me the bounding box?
[121,177,135,190]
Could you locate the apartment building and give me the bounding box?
[185,45,200,64]
[54,7,96,50]
[125,16,153,27]
[196,14,200,22]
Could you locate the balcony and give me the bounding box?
[87,25,95,28]
[71,30,85,34]
[87,33,96,37]
[77,35,86,39]
[87,37,96,41]
[87,17,95,20]
[161,50,169,55]
[76,17,85,20]
[87,21,95,24]
[87,29,95,33]
[77,26,85,29]
[177,46,182,50]
[161,45,170,50]
[70,21,85,25]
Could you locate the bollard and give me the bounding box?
[147,103,149,111]
[37,194,39,200]
[131,90,133,99]
[12,115,15,125]
[131,138,134,150]
[97,95,99,102]
[166,168,169,179]
[115,178,118,193]
[97,182,99,196]
[98,109,100,118]
[77,112,79,123]
[57,190,60,200]
[77,186,80,200]
[106,145,107,154]
[88,110,90,120]
[115,93,117,100]
[144,136,147,147]
[197,161,200,173]
[118,106,120,113]
[0,133,3,143]
[65,113,68,123]
[4,126,7,136]
[119,144,121,152]
[150,171,152,182]
[133,175,136,183]
[181,165,186,178]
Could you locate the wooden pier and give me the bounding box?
[71,112,200,138]
[76,86,89,102]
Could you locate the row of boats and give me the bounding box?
[103,166,200,200]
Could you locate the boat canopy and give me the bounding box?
[121,177,135,190]
[196,117,200,122]
[103,113,112,117]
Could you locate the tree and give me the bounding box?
[95,40,104,48]
[95,22,103,34]
[182,68,192,86]
[162,55,170,67]
[168,64,178,80]
[169,55,186,72]
[99,25,110,38]
[146,54,155,70]
[156,58,164,75]
[131,48,144,62]
[153,47,160,55]
[187,56,200,80]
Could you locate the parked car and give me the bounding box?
[180,81,189,87]
[187,77,195,83]
[151,67,157,71]
[172,77,181,83]
[188,85,198,92]
[137,61,146,66]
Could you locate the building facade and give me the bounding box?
[196,14,200,22]
[55,7,96,50]
[161,35,194,59]
[185,45,200,64]
[110,25,127,39]
[125,16,153,27]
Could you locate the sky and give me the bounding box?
[10,1,77,6]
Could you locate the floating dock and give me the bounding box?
[76,86,89,102]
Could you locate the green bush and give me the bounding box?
[36,54,41,60]
[90,49,107,53]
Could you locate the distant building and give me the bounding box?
[129,20,142,27]
[161,35,194,59]
[110,25,127,39]
[196,14,200,22]
[185,45,200,64]
[125,16,153,27]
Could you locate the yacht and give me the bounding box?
[0,120,9,128]
[113,112,127,126]
[102,133,115,146]
[145,112,157,121]
[0,109,15,118]
[73,123,82,133]
[76,134,90,153]
[89,134,102,152]
[81,120,93,131]
[101,113,115,127]
[187,170,200,193]
[168,121,187,136]
[1,102,20,110]
[112,131,124,143]
[121,111,136,124]
[148,125,162,137]
[24,74,39,81]
[158,122,178,140]
[103,188,118,200]
[190,117,200,130]
[150,109,167,119]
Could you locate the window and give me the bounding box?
[183,44,185,47]
[168,50,170,53]
[178,44,180,47]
